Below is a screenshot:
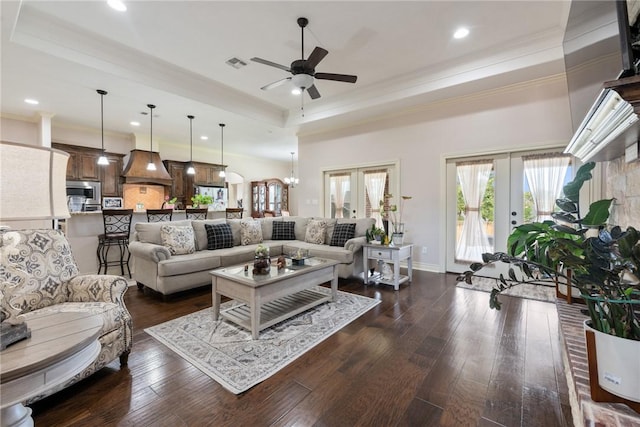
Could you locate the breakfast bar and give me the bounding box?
[64,210,225,274]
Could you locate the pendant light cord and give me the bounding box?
[188,115,194,162]
[97,89,107,156]
[100,93,104,153]
[148,104,155,165]
[220,123,225,165]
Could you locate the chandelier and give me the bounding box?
[284,151,299,187]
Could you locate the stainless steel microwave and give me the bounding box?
[66,181,101,210]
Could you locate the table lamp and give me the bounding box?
[0,141,70,348]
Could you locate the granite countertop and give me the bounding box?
[70,210,188,215]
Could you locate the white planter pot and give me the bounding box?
[585,320,640,402]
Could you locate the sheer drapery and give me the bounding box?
[523,154,570,222]
[330,174,350,218]
[455,161,493,262]
[364,171,387,226]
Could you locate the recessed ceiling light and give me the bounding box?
[107,0,127,12]
[130,121,140,126]
[200,136,208,140]
[453,27,470,39]
[24,98,39,105]
[291,88,302,96]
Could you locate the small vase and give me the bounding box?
[253,256,271,275]
[392,233,404,246]
[393,222,405,235]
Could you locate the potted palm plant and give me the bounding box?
[458,162,640,409]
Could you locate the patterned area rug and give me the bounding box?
[456,276,556,303]
[145,288,380,394]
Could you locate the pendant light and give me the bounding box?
[147,104,156,171]
[96,89,109,165]
[218,123,226,178]
[284,151,299,187]
[186,115,195,175]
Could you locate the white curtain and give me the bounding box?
[364,171,387,227]
[455,161,493,262]
[523,154,570,222]
[330,175,350,218]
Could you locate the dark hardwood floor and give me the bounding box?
[31,270,572,426]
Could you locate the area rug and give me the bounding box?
[456,276,555,303]
[144,288,380,394]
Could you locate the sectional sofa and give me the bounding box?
[129,216,375,296]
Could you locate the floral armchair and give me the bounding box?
[0,228,132,403]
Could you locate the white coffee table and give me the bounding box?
[363,243,413,290]
[0,311,103,427]
[210,257,339,339]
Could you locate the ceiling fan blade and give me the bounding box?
[260,77,292,91]
[306,84,321,99]
[305,47,328,69]
[314,73,358,83]
[250,57,291,72]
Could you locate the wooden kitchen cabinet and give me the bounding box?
[100,154,124,197]
[53,143,124,197]
[251,179,288,217]
[164,160,187,208]
[164,160,225,208]
[192,162,225,187]
[79,153,100,180]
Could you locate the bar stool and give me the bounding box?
[97,209,133,277]
[186,208,208,220]
[225,208,243,219]
[146,208,173,222]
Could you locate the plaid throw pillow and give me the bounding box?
[330,223,356,247]
[205,223,234,250]
[271,221,295,240]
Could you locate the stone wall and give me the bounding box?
[604,156,640,228]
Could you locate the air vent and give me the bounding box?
[226,57,248,69]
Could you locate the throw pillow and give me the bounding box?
[204,223,234,250]
[160,224,196,255]
[329,222,356,247]
[271,221,296,240]
[304,219,327,244]
[240,220,263,245]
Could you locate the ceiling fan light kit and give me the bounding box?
[251,17,358,100]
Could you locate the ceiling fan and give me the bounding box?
[251,17,358,99]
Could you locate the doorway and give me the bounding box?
[445,149,574,275]
[323,162,398,226]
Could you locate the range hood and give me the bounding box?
[122,149,172,186]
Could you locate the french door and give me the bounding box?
[323,163,398,226]
[445,149,574,275]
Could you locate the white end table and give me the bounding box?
[363,243,413,290]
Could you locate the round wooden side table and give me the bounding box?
[0,311,103,427]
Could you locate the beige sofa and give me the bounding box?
[129,216,375,296]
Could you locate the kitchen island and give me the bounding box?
[64,210,226,275]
